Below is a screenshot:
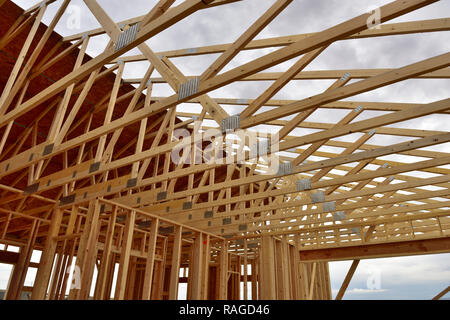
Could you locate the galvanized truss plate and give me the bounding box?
[138,220,152,228]
[42,143,54,156]
[333,211,346,221]
[341,72,351,81]
[114,22,140,52]
[221,114,240,133]
[157,191,167,201]
[251,139,270,158]
[258,139,270,156]
[310,191,325,203]
[183,202,193,210]
[59,194,75,206]
[89,161,101,173]
[277,161,292,176]
[204,210,213,219]
[24,182,39,195]
[178,77,199,100]
[247,242,258,249]
[159,226,174,235]
[323,201,336,212]
[238,224,247,231]
[296,178,311,191]
[116,215,126,223]
[353,105,363,113]
[126,178,137,188]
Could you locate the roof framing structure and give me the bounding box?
[0,0,448,300]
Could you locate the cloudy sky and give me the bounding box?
[2,0,449,299]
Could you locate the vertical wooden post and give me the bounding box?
[142,218,159,300]
[5,219,39,300]
[308,262,317,300]
[218,240,228,300]
[288,243,299,300]
[299,262,309,300]
[243,238,248,300]
[259,236,276,299]
[274,239,283,299]
[168,225,182,300]
[236,255,241,300]
[47,247,64,300]
[114,209,136,300]
[201,234,210,300]
[156,236,168,300]
[53,252,70,300]
[190,232,203,299]
[256,251,261,300]
[186,242,194,300]
[251,256,257,300]
[324,262,332,300]
[317,262,325,300]
[31,208,63,300]
[4,249,26,300]
[58,213,82,300]
[281,239,291,300]
[95,206,117,299]
[125,257,137,299]
[75,199,101,299]
[104,253,117,300]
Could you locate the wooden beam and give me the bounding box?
[432,286,450,300]
[299,237,450,262]
[111,18,450,61]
